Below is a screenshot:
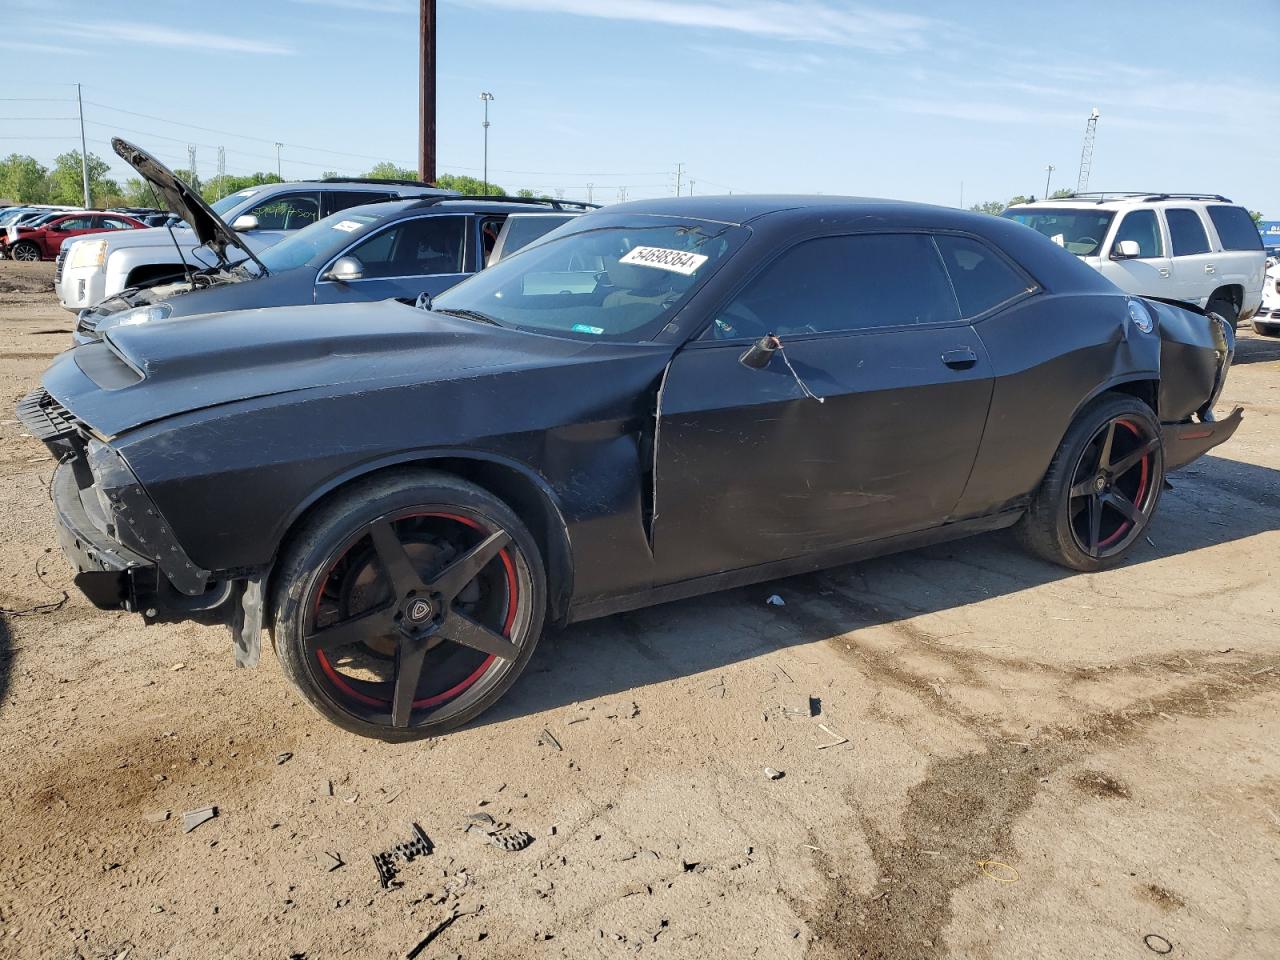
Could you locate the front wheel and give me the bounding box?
[272,471,546,741]
[1206,296,1240,329]
[11,241,40,262]
[1017,394,1164,571]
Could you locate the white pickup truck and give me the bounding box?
[1003,193,1266,327]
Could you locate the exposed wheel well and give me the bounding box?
[1106,379,1158,417]
[1208,285,1243,310]
[273,458,574,625]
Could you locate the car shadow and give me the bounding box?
[1232,332,1280,365]
[0,616,11,714]
[475,453,1280,728]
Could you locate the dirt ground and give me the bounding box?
[0,257,1277,960]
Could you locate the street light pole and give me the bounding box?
[274,142,283,178]
[480,92,494,193]
[76,82,90,208]
[1043,163,1055,201]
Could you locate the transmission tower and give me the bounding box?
[1076,108,1099,193]
[216,147,226,199]
[187,144,198,190]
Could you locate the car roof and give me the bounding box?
[1008,192,1235,210]
[332,197,588,221]
[603,194,1010,229]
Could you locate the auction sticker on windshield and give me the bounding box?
[332,220,362,232]
[619,245,709,276]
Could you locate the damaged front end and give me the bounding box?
[1146,297,1242,470]
[16,387,239,626]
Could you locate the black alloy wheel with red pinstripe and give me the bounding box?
[272,471,545,741]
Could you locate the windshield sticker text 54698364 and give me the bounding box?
[618,245,709,276]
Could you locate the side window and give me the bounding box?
[102,218,131,230]
[347,215,466,279]
[1206,206,1264,252]
[56,216,93,230]
[1111,210,1163,258]
[326,190,394,215]
[933,235,1031,317]
[1166,208,1210,256]
[709,233,959,338]
[246,192,320,230]
[479,216,505,264]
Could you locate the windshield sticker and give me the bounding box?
[1050,233,1065,247]
[618,245,709,276]
[332,220,362,233]
[571,323,605,335]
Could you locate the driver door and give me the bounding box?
[651,232,994,585]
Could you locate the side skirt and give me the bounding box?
[566,509,1024,624]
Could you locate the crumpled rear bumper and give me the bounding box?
[1162,406,1243,472]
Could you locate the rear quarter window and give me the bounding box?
[933,235,1031,317]
[1206,206,1263,252]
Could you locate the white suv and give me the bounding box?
[1003,193,1266,326]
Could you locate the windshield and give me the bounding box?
[1002,207,1115,256]
[255,210,384,273]
[431,214,748,342]
[0,208,32,226]
[210,190,260,217]
[494,214,574,261]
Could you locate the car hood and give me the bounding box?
[112,137,243,264]
[45,300,671,437]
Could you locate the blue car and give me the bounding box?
[75,196,590,343]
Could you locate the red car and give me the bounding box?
[2,211,146,262]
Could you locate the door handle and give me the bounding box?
[1158,267,1170,278]
[1205,264,1216,274]
[941,347,978,370]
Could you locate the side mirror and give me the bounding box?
[739,334,781,370]
[1111,239,1141,260]
[324,255,365,283]
[231,214,260,232]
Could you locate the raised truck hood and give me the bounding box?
[43,300,636,438]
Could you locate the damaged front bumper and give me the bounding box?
[1162,406,1244,472]
[52,462,152,610]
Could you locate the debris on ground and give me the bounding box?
[275,752,293,765]
[766,594,786,607]
[464,812,534,852]
[143,810,171,823]
[181,806,217,834]
[320,851,344,872]
[538,728,562,751]
[405,908,479,959]
[816,723,849,749]
[372,823,434,889]
[764,767,785,780]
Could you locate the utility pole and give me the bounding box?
[959,180,964,209]
[75,82,90,208]
[187,144,198,190]
[1043,163,1054,200]
[674,162,683,197]
[216,146,226,199]
[274,142,283,178]
[418,0,437,184]
[1077,108,1099,194]
[617,186,628,203]
[586,182,593,204]
[688,179,695,196]
[480,91,494,193]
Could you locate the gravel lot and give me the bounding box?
[1,258,1278,960]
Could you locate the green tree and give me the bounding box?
[46,150,119,206]
[516,188,535,198]
[366,161,419,181]
[436,173,503,196]
[1051,188,1074,199]
[200,171,282,202]
[969,199,1007,216]
[0,153,50,203]
[1250,210,1263,226]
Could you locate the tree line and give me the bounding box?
[0,150,525,210]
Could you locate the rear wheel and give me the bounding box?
[11,241,40,262]
[1252,319,1280,338]
[1017,394,1164,571]
[272,471,546,741]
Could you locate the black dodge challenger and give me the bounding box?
[21,196,1241,740]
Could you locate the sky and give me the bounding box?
[1,0,1275,213]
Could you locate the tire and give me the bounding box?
[1206,296,1240,329]
[1016,393,1165,572]
[271,470,546,741]
[11,241,40,262]
[1252,320,1280,338]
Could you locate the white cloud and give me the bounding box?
[49,22,296,56]
[688,43,826,75]
[454,0,935,52]
[0,39,91,55]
